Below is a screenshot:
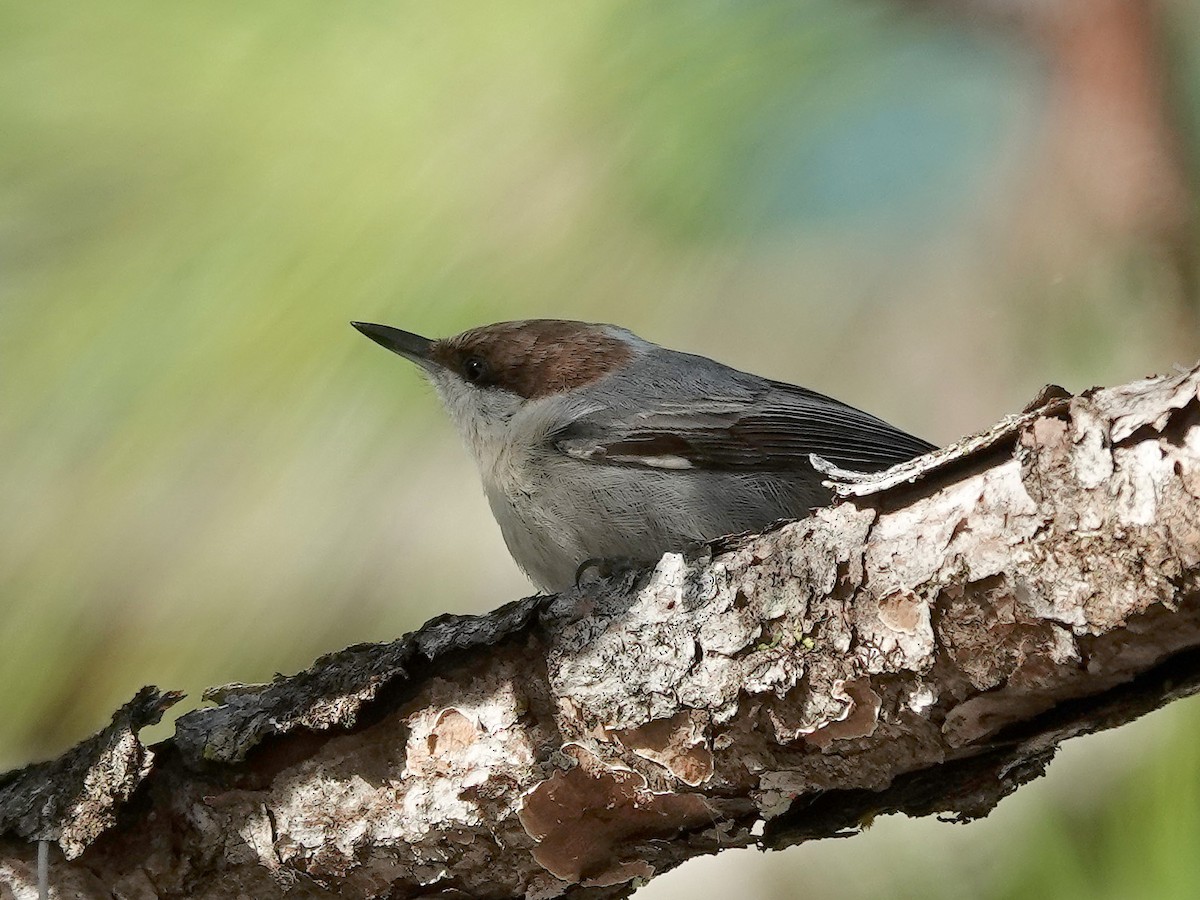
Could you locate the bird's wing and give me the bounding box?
[554,379,935,474]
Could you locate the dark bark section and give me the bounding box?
[0,687,181,858]
[2,364,1199,899]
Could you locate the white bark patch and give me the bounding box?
[1095,369,1200,442]
[265,668,542,881]
[955,459,1041,580]
[1173,426,1200,503]
[907,685,937,714]
[867,478,985,591]
[857,590,935,675]
[234,805,280,873]
[1110,441,1166,526]
[1071,406,1116,488]
[549,551,791,733]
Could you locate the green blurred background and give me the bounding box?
[3,0,1200,896]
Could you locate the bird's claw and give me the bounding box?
[574,556,644,588]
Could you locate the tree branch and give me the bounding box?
[3,364,1200,899]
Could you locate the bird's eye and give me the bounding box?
[463,356,488,384]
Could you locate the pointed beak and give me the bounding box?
[351,322,435,366]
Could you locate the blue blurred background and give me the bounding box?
[3,1,1199,896]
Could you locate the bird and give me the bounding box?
[352,319,935,593]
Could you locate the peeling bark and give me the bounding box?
[3,364,1200,899]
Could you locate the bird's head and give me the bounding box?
[352,319,643,460]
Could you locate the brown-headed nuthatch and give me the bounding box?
[352,319,934,593]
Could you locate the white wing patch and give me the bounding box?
[560,443,695,469]
[607,453,694,470]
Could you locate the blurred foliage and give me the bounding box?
[996,700,1200,900]
[1,0,1199,897]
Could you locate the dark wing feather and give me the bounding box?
[556,377,935,474]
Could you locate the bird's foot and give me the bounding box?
[680,539,717,565]
[574,556,646,588]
